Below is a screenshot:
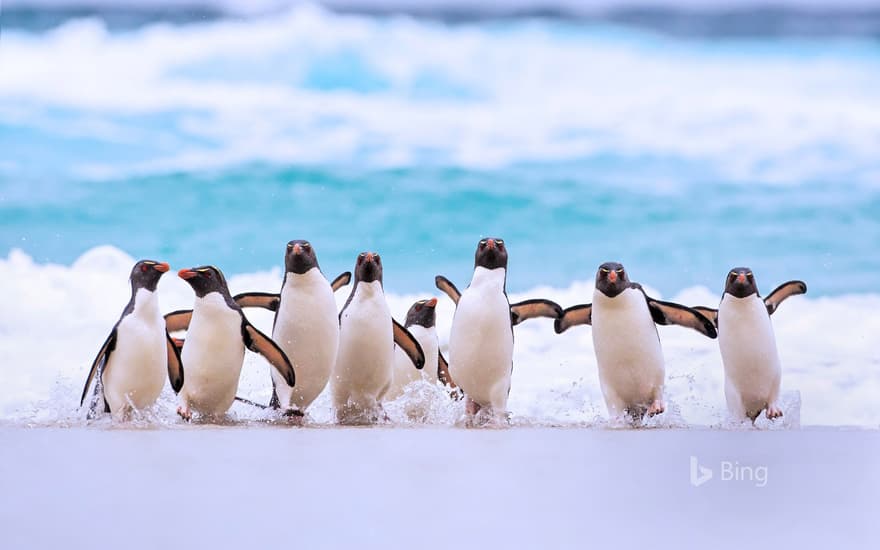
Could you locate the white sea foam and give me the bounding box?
[1,5,879,183]
[2,246,877,427]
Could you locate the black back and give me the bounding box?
[340,252,383,317]
[122,259,170,316]
[405,298,437,329]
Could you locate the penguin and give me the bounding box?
[80,260,184,419]
[385,297,456,401]
[332,251,425,423]
[229,240,349,418]
[174,265,295,420]
[692,268,806,422]
[554,262,717,422]
[437,237,562,422]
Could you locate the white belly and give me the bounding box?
[448,267,513,411]
[386,325,439,400]
[270,270,339,411]
[591,288,665,415]
[718,294,781,417]
[102,298,167,413]
[179,294,246,415]
[332,282,393,411]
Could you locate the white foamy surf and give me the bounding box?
[2,246,877,428]
[2,4,879,183]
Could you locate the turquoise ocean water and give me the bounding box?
[2,3,879,296]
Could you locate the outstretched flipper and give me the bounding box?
[331,271,352,292]
[241,320,296,387]
[164,309,193,333]
[764,280,807,315]
[554,304,592,334]
[392,318,426,370]
[165,331,184,392]
[510,299,563,326]
[81,329,117,407]
[691,306,718,327]
[435,275,462,305]
[233,292,280,311]
[647,298,718,338]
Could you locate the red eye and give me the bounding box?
[415,305,422,311]
[204,271,212,278]
[140,264,148,272]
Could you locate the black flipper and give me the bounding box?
[81,328,117,407]
[764,280,807,315]
[510,299,563,326]
[234,396,269,409]
[554,304,592,334]
[241,320,296,387]
[233,292,281,311]
[437,351,463,400]
[165,331,184,393]
[165,309,193,333]
[392,318,426,370]
[435,275,462,305]
[437,351,454,388]
[330,271,352,292]
[691,307,718,328]
[647,298,718,338]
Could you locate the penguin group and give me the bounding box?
[81,238,806,426]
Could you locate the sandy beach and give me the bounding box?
[1,426,875,548]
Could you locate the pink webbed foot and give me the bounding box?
[177,405,192,421]
[647,399,666,417]
[465,397,482,416]
[766,404,783,420]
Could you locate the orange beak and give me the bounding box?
[737,273,746,283]
[426,297,438,308]
[487,238,496,250]
[608,270,618,283]
[293,243,302,255]
[178,268,197,280]
[365,252,374,262]
[154,262,170,273]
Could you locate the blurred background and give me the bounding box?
[2,0,878,295]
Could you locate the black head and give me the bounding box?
[595,262,630,298]
[724,267,759,298]
[354,251,383,285]
[474,237,508,271]
[405,298,438,329]
[285,240,319,275]
[129,259,170,293]
[178,265,232,298]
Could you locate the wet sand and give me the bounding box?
[1,426,875,549]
